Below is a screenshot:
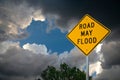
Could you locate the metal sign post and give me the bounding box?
[86,56,89,80]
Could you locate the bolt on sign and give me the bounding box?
[67,14,111,56]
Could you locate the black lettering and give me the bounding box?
[81,30,93,36]
[87,23,91,28]
[89,30,93,35]
[79,24,82,29]
[93,37,97,43]
[89,38,92,43]
[83,23,86,29]
[77,39,80,44]
[84,38,88,44]
[77,37,97,44]
[91,22,95,28]
[77,39,83,44]
[81,31,85,36]
[81,39,84,44]
[86,31,89,36]
[79,22,95,29]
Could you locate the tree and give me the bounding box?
[41,63,92,80]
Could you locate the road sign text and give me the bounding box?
[79,22,95,29]
[77,37,97,44]
[77,22,97,45]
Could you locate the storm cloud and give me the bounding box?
[26,0,120,31]
[101,41,120,69]
[0,0,120,41]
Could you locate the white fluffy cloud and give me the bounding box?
[0,41,20,53]
[0,41,58,80]
[0,41,103,80]
[0,39,119,80]
[23,43,48,55]
[90,61,103,76]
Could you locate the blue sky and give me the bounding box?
[20,20,74,53]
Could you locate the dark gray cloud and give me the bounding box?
[106,27,120,41]
[95,66,120,80]
[101,41,120,69]
[0,0,119,40]
[94,41,120,80]
[25,0,120,29]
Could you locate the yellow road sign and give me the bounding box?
[67,14,111,56]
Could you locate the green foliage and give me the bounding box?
[41,63,92,80]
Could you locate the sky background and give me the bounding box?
[0,0,120,80]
